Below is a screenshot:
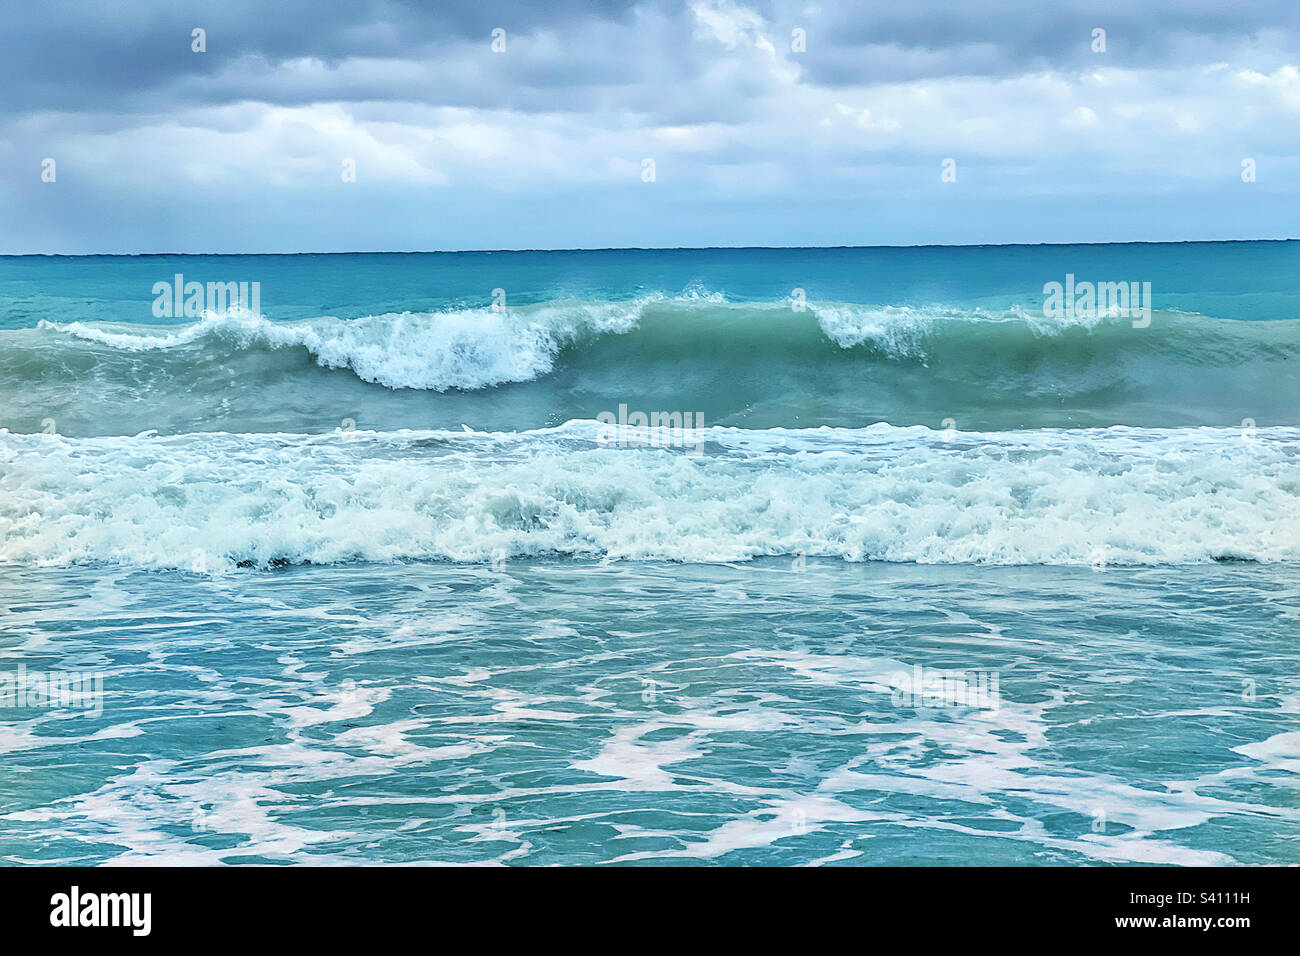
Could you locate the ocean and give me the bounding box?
[1,242,1298,865]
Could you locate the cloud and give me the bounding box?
[1,0,1297,251]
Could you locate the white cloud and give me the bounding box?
[690,0,774,53]
[1059,106,1100,130]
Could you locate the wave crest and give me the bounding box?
[33,295,1190,391]
[40,299,650,391]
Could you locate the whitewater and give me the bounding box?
[2,423,1298,568]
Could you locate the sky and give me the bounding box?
[2,0,1298,253]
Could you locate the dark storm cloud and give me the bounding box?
[757,0,1300,85]
[0,0,650,115]
[5,0,1298,121]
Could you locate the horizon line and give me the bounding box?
[2,237,1297,257]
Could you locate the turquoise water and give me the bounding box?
[1,243,1298,864]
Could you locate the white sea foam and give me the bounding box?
[1,424,1296,569]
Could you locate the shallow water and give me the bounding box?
[2,560,1297,866]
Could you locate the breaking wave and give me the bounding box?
[2,423,1296,569]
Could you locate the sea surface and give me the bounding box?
[1,242,1298,865]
